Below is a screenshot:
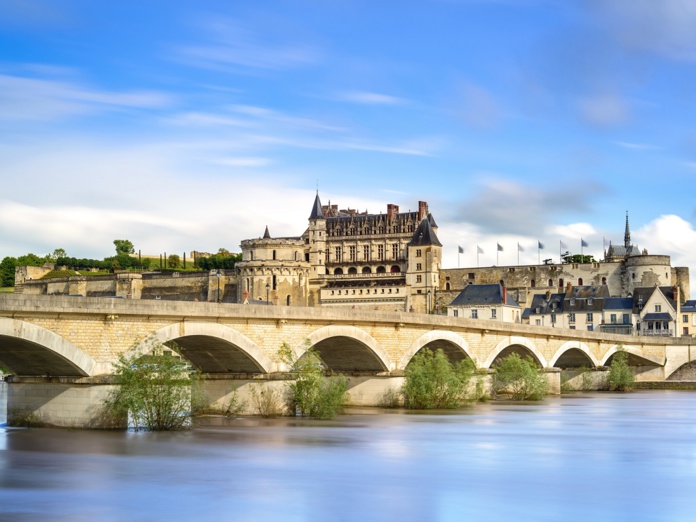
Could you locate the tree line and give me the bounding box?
[0,240,242,287]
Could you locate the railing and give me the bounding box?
[598,324,634,335]
[641,329,674,337]
[327,272,404,279]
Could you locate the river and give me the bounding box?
[1,390,695,521]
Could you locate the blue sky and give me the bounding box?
[2,0,696,285]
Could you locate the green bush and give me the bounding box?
[279,342,348,420]
[608,349,635,391]
[493,353,548,401]
[104,342,204,430]
[402,348,476,409]
[249,383,284,417]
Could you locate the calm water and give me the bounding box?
[1,391,696,521]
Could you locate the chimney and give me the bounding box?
[418,201,428,221]
[502,284,507,305]
[387,204,399,221]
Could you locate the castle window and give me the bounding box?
[376,266,386,273]
[390,265,400,273]
[602,277,607,285]
[416,275,422,283]
[578,278,583,285]
[273,250,276,260]
[348,267,357,274]
[453,309,458,317]
[416,249,422,257]
[491,309,497,319]
[378,245,385,260]
[363,245,370,261]
[286,295,291,306]
[349,245,356,262]
[272,275,277,290]
[446,282,451,290]
[334,268,343,275]
[392,244,399,259]
[559,278,564,288]
[468,273,475,280]
[531,279,536,288]
[416,263,422,271]
[471,309,478,319]
[362,267,371,274]
[335,247,342,261]
[250,252,254,261]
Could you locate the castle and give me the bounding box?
[15,194,690,313]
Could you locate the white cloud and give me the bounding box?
[634,215,696,273]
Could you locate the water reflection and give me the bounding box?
[0,391,695,521]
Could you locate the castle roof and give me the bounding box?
[309,193,324,220]
[427,213,438,228]
[408,218,442,247]
[263,226,271,239]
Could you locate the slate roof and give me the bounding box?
[632,286,676,314]
[604,297,633,310]
[309,193,324,219]
[427,213,438,228]
[408,218,442,247]
[450,283,519,307]
[682,300,696,313]
[263,226,271,239]
[642,313,673,322]
[527,292,565,315]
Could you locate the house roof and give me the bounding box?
[682,300,696,313]
[450,283,519,307]
[604,297,633,310]
[632,286,676,313]
[408,218,442,247]
[642,313,673,321]
[527,292,565,315]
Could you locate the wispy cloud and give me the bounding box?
[337,91,408,105]
[615,141,663,151]
[578,93,630,127]
[176,18,320,73]
[0,71,173,121]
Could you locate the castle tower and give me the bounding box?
[407,217,442,313]
[308,192,327,278]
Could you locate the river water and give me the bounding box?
[1,390,695,521]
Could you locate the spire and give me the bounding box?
[309,191,324,219]
[624,211,631,249]
[408,218,442,247]
[263,225,271,239]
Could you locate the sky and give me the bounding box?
[2,0,696,290]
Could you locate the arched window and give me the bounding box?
[334,268,343,275]
[362,267,371,274]
[559,278,564,288]
[390,265,400,273]
[578,278,583,285]
[348,267,357,274]
[548,279,553,287]
[273,250,276,260]
[602,276,607,285]
[446,282,451,290]
[286,295,291,306]
[376,266,386,273]
[531,279,536,288]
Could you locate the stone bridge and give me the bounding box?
[1,295,695,426]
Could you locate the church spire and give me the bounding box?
[624,211,631,249]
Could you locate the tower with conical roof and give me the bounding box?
[406,217,442,313]
[308,191,327,279]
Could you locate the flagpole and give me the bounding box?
[538,243,540,265]
[477,247,479,267]
[559,240,562,264]
[581,239,584,259]
[497,244,499,266]
[517,243,520,266]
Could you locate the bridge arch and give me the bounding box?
[398,330,477,370]
[127,322,274,374]
[0,317,98,376]
[549,341,600,368]
[600,345,664,367]
[484,336,547,369]
[301,325,392,372]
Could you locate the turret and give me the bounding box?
[407,218,442,313]
[308,192,327,278]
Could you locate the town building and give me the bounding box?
[447,283,521,322]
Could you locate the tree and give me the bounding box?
[167,254,181,269]
[493,353,548,400]
[402,348,476,409]
[103,342,204,431]
[278,341,347,419]
[0,257,17,287]
[48,248,67,261]
[114,239,135,255]
[562,254,595,264]
[607,348,635,391]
